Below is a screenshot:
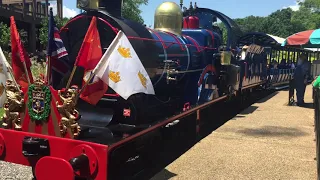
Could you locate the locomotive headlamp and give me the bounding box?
[77,0,99,10]
[77,0,89,8]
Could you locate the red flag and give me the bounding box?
[75,16,108,105]
[10,16,33,92]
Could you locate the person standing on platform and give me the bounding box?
[294,54,309,106]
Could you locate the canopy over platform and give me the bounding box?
[238,32,284,47]
[238,32,316,52]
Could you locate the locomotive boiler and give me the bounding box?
[60,1,240,126]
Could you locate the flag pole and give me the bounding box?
[66,66,77,89]
[7,66,20,92]
[78,72,95,95]
[22,61,31,84]
[75,72,95,103]
[46,56,51,84]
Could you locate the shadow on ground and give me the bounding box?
[301,103,314,109]
[150,169,177,180]
[237,125,308,138]
[140,90,276,180]
[255,91,279,103]
[240,105,258,115]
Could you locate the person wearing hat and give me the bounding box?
[294,54,309,106]
[240,45,248,60]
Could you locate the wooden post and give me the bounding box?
[57,0,63,19]
[45,0,48,17]
[32,0,36,20]
[22,0,26,18]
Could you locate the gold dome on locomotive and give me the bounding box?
[154,2,183,35]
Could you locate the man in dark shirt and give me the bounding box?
[294,54,309,106]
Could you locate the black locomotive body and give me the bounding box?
[59,2,244,127]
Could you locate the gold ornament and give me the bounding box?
[1,80,24,130]
[56,85,81,138]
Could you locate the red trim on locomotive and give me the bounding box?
[147,28,167,48]
[204,29,215,48]
[164,31,185,51]
[183,35,201,52]
[60,15,119,34]
[0,129,108,180]
[197,64,217,87]
[107,95,228,153]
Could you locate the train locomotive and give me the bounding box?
[0,1,294,180]
[61,1,243,128]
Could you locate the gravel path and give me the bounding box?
[0,162,32,180]
[151,85,316,180]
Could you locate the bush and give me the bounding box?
[0,22,10,50]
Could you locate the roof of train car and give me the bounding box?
[238,32,316,52]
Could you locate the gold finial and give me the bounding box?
[109,70,121,83]
[154,2,183,35]
[117,45,132,58]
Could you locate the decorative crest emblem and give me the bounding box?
[27,78,51,122]
[138,71,147,88]
[109,70,121,83]
[117,45,132,58]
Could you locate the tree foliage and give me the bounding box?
[218,0,320,44]
[0,22,10,50]
[122,0,148,24]
[0,22,28,51]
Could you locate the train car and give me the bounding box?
[0,1,296,180]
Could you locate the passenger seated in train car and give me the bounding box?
[278,59,287,69]
[272,60,279,69]
[287,60,295,69]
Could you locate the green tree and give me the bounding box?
[298,0,320,12]
[0,22,27,51]
[0,22,10,50]
[122,0,148,24]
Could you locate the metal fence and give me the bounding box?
[313,87,320,180]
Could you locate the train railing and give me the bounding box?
[268,68,294,89]
[313,87,320,180]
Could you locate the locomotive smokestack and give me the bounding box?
[99,0,123,17]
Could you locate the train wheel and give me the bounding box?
[197,73,218,103]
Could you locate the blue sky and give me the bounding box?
[53,0,300,26]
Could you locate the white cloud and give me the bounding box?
[49,3,79,18]
[283,1,302,11]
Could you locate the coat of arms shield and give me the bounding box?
[32,89,45,114]
[27,78,51,122]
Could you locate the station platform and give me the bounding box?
[151,85,316,180]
